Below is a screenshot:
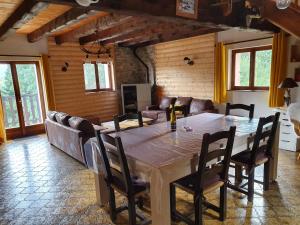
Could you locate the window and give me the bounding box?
[231,46,272,90]
[83,62,113,91]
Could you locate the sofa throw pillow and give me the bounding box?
[68,116,94,135]
[55,112,71,126]
[47,111,57,121]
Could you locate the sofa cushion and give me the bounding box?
[68,116,95,135]
[47,111,57,121]
[175,97,193,106]
[190,99,214,115]
[159,97,176,110]
[55,112,71,126]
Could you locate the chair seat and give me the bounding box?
[231,146,269,166]
[173,172,224,195]
[110,168,148,196]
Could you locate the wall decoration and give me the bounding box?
[176,0,199,19]
[291,45,300,62]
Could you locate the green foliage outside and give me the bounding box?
[237,49,272,87]
[237,52,250,86]
[0,64,41,128]
[83,63,96,90]
[83,63,109,90]
[98,64,108,89]
[0,64,38,96]
[255,50,272,87]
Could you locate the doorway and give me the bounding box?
[0,61,46,139]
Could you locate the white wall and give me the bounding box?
[0,33,48,56]
[216,29,300,117]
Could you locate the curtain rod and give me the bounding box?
[224,36,274,46]
[0,54,41,57]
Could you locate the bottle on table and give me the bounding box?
[170,105,176,132]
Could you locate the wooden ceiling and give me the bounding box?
[0,0,23,27]
[0,0,299,48]
[16,4,71,34]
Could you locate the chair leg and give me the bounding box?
[263,161,270,191]
[170,184,177,221]
[219,185,227,221]
[248,169,255,202]
[194,193,203,225]
[128,196,137,225]
[109,187,117,222]
[235,165,242,186]
[297,153,300,160]
[137,196,144,209]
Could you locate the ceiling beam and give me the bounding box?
[119,35,160,47]
[123,27,222,48]
[37,0,280,34]
[263,1,300,38]
[54,14,130,44]
[101,22,197,46]
[36,0,234,29]
[0,0,38,38]
[37,0,176,17]
[27,7,98,43]
[79,17,148,45]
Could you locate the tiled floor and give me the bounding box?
[0,135,300,225]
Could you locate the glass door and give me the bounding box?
[0,62,45,139]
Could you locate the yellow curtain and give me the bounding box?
[214,42,228,104]
[269,31,288,108]
[0,94,6,144]
[41,55,55,111]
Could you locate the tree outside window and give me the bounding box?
[231,46,272,90]
[83,62,113,92]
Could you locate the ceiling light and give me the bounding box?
[276,0,291,9]
[75,0,99,7]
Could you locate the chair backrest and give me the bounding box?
[250,112,280,165]
[225,103,255,119]
[196,126,236,192]
[113,111,143,132]
[95,130,133,194]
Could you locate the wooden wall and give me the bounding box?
[154,33,216,100]
[47,38,118,121]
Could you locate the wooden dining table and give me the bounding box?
[89,113,279,225]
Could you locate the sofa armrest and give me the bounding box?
[146,105,159,110]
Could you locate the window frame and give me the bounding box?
[83,61,113,92]
[231,45,272,91]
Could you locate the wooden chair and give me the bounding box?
[225,103,255,119]
[95,130,151,225]
[170,126,236,225]
[228,112,280,202]
[114,111,143,132]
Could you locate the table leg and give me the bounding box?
[94,172,109,207]
[150,169,171,225]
